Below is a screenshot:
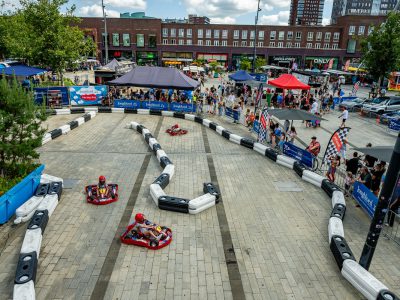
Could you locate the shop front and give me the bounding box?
[103,50,134,61]
[305,56,339,70]
[161,52,193,67]
[231,54,265,70]
[136,51,158,66]
[268,56,302,67]
[196,53,228,66]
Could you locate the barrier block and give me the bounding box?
[55,108,70,115]
[330,235,356,270]
[13,280,35,300]
[75,117,85,126]
[328,217,344,243]
[342,259,388,300]
[136,125,144,134]
[153,173,170,189]
[163,164,175,179]
[203,119,212,127]
[49,129,62,139]
[59,125,71,135]
[254,142,268,155]
[68,120,79,130]
[240,138,254,149]
[152,144,162,155]
[15,252,38,284]
[156,150,167,161]
[229,134,242,144]
[331,203,346,220]
[70,108,85,114]
[124,108,138,114]
[27,210,49,233]
[377,290,400,300]
[150,109,162,116]
[302,170,324,187]
[189,193,216,210]
[322,179,342,198]
[173,112,185,119]
[195,116,203,124]
[144,133,154,144]
[189,199,216,214]
[148,138,157,150]
[83,113,91,122]
[35,183,49,197]
[87,111,96,118]
[37,194,58,216]
[209,122,218,131]
[265,148,278,162]
[277,155,296,169]
[149,184,166,206]
[184,114,195,121]
[142,128,150,136]
[15,196,43,220]
[158,196,189,213]
[137,109,150,115]
[40,174,63,186]
[42,136,51,145]
[332,191,346,208]
[21,228,42,257]
[293,161,308,177]
[160,156,173,169]
[216,126,225,135]
[222,130,231,139]
[111,107,125,113]
[85,107,98,113]
[48,181,62,199]
[98,107,112,113]
[129,121,139,130]
[203,183,220,200]
[162,111,174,117]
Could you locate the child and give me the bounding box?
[344,172,354,197]
[132,213,166,240]
[326,155,341,182]
[340,139,347,163]
[247,112,256,131]
[278,133,286,152]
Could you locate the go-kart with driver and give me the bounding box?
[85,175,118,205]
[166,124,187,136]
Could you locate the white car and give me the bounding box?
[362,97,400,115]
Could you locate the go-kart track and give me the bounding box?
[1,112,400,300]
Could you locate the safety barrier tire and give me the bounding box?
[222,130,231,139]
[322,179,342,198]
[209,122,218,131]
[124,108,138,114]
[328,217,345,244]
[240,138,254,149]
[341,259,388,300]
[195,116,203,124]
[98,107,112,113]
[150,110,162,116]
[48,181,63,199]
[15,252,38,284]
[173,112,185,119]
[70,108,85,114]
[153,173,170,189]
[265,148,278,162]
[331,203,346,220]
[330,235,356,270]
[158,196,190,213]
[49,129,62,139]
[293,161,308,177]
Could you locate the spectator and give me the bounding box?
[338,107,349,128]
[227,92,235,108]
[340,138,348,163]
[358,167,372,189]
[287,126,297,144]
[278,133,286,152]
[364,143,378,168]
[370,162,386,196]
[326,155,341,182]
[344,172,354,197]
[283,120,290,133]
[269,120,276,145]
[387,196,400,227]
[274,124,282,146]
[346,152,360,175]
[306,136,321,157]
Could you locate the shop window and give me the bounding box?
[198,40,203,45]
[233,41,239,46]
[241,41,247,46]
[148,35,156,48]
[162,28,168,37]
[122,33,130,47]
[170,28,176,37]
[277,42,283,48]
[258,31,264,39]
[278,31,284,40]
[112,33,120,46]
[295,32,301,40]
[222,30,228,39]
[258,42,263,47]
[187,39,192,45]
[163,39,168,45]
[198,29,203,38]
[222,40,227,46]
[287,31,293,40]
[206,40,211,46]
[270,31,276,40]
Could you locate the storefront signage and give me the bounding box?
[69,85,107,106]
[270,56,297,62]
[114,99,141,109]
[352,182,378,219]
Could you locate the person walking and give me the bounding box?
[338,107,348,128]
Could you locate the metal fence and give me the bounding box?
[383,210,400,246]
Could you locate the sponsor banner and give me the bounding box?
[253,120,260,134]
[282,142,314,168]
[249,73,267,83]
[352,181,378,219]
[114,99,141,109]
[170,102,196,112]
[388,119,400,132]
[225,107,240,120]
[34,87,69,106]
[69,85,107,106]
[141,101,168,110]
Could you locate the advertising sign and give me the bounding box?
[170,102,196,112]
[249,73,267,83]
[352,181,378,219]
[141,101,168,110]
[69,85,107,106]
[282,142,314,168]
[34,87,69,106]
[225,107,239,120]
[114,99,141,109]
[253,120,260,134]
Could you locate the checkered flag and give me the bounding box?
[257,108,269,143]
[322,127,351,163]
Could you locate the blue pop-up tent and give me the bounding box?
[2,65,47,77]
[228,70,255,81]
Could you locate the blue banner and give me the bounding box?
[250,73,268,83]
[141,101,168,110]
[69,85,107,106]
[114,99,141,109]
[352,181,378,219]
[253,120,260,134]
[282,142,314,168]
[34,87,69,106]
[333,96,357,104]
[225,107,239,120]
[170,102,196,112]
[388,120,400,132]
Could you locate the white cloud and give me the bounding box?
[210,16,236,24]
[0,0,21,12]
[183,0,258,17]
[78,4,120,18]
[263,4,274,11]
[104,0,146,9]
[259,11,290,25]
[322,17,330,25]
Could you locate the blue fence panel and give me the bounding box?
[0,165,44,224]
[282,142,314,168]
[34,87,69,106]
[388,120,400,132]
[114,99,141,109]
[352,181,378,219]
[69,85,107,106]
[225,107,240,120]
[141,101,169,110]
[249,73,268,83]
[253,120,260,134]
[333,96,357,104]
[170,102,196,112]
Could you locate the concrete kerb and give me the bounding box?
[13,174,63,300]
[48,108,399,299]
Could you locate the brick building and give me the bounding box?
[79,15,385,70]
[289,0,325,25]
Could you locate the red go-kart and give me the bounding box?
[166,124,188,136]
[120,221,172,250]
[85,184,118,205]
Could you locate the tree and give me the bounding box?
[255,57,267,72]
[0,76,47,179]
[361,12,400,85]
[240,58,252,71]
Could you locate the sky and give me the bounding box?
[1,0,333,25]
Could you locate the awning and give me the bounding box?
[351,146,394,162]
[268,74,311,90]
[2,65,47,77]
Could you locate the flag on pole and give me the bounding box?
[322,127,351,163]
[255,83,263,108]
[257,108,269,143]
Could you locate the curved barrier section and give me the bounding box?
[13,174,63,300]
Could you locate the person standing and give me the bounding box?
[338,107,348,128]
[287,126,297,144]
[345,152,360,175]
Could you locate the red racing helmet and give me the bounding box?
[99,175,106,185]
[135,213,145,223]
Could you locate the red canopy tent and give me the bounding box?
[268,74,311,90]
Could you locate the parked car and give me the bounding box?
[338,98,369,111]
[362,97,400,115]
[380,110,400,124]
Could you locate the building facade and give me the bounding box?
[80,15,385,70]
[331,0,398,24]
[289,0,325,25]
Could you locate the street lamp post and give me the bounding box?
[102,0,109,64]
[252,0,261,73]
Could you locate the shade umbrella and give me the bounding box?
[351,146,394,162]
[268,109,325,121]
[228,70,254,81]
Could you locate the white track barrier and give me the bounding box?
[162,111,174,117]
[332,191,346,208]
[276,155,296,169]
[21,229,43,258]
[189,193,216,210]
[203,119,211,127]
[13,280,35,300]
[40,174,64,186]
[111,108,125,113]
[142,128,150,136]
[229,134,242,145]
[87,111,97,117]
[129,121,139,130]
[189,200,216,215]
[328,217,345,243]
[184,114,195,121]
[302,170,325,187]
[150,184,166,206]
[137,109,150,115]
[56,108,71,115]
[76,117,85,126]
[216,126,225,135]
[148,138,157,150]
[37,194,58,216]
[341,260,388,300]
[85,107,98,113]
[14,196,44,224]
[156,150,167,162]
[59,125,71,135]
[253,142,268,155]
[163,164,175,179]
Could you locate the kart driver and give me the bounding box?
[171,124,182,133]
[133,213,166,240]
[98,175,109,194]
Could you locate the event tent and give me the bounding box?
[228,70,254,81]
[2,65,47,77]
[109,66,200,90]
[352,146,393,162]
[102,58,121,71]
[268,74,311,90]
